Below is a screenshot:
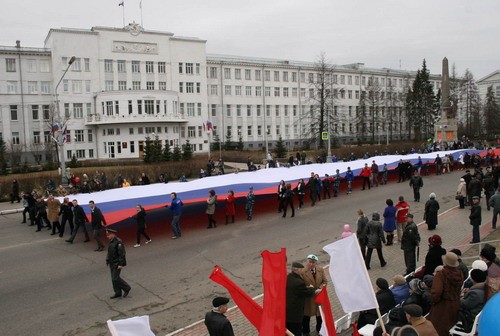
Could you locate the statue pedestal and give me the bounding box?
[434,118,458,142]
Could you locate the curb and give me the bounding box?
[0,208,23,215]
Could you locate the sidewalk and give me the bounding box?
[0,201,24,215]
[166,204,498,336]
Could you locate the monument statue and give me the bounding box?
[435,57,458,142]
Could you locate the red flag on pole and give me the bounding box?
[314,286,337,336]
[260,248,287,336]
[351,323,360,336]
[209,265,263,331]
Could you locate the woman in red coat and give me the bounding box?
[225,190,235,224]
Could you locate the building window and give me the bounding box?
[26,59,37,72]
[255,69,261,81]
[211,104,217,117]
[246,86,252,96]
[85,80,91,93]
[31,105,39,120]
[209,67,217,78]
[146,61,154,73]
[106,101,113,116]
[255,86,262,96]
[236,104,242,117]
[247,105,252,117]
[87,130,93,142]
[186,82,194,93]
[73,80,82,93]
[117,60,126,73]
[41,81,51,94]
[256,105,261,116]
[265,87,270,96]
[245,69,251,80]
[224,85,232,96]
[274,71,280,81]
[196,82,201,93]
[226,104,231,117]
[186,63,193,74]
[274,87,280,97]
[266,105,270,117]
[75,130,84,142]
[156,61,166,74]
[257,125,262,136]
[283,71,289,82]
[292,88,298,97]
[224,68,231,79]
[292,72,297,82]
[6,58,16,72]
[7,81,17,94]
[132,81,141,90]
[283,87,289,97]
[235,85,242,96]
[145,100,154,115]
[43,105,50,119]
[118,81,127,90]
[300,72,305,83]
[197,103,202,116]
[178,62,183,74]
[104,59,113,73]
[196,63,200,75]
[114,101,119,115]
[210,85,218,95]
[235,68,241,79]
[28,81,37,94]
[12,132,20,145]
[188,126,196,137]
[105,80,114,91]
[72,58,82,71]
[146,81,154,90]
[10,105,18,121]
[179,82,184,93]
[275,105,280,116]
[33,131,41,144]
[132,61,140,73]
[187,103,195,116]
[159,82,167,90]
[39,59,50,72]
[265,70,271,81]
[73,103,83,118]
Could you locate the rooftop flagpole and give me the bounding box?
[119,1,125,27]
[140,0,143,27]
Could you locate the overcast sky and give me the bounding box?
[3,0,499,79]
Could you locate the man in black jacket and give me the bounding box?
[66,199,90,243]
[204,297,235,336]
[106,228,131,299]
[401,213,420,275]
[409,170,424,202]
[469,196,482,243]
[286,262,315,336]
[89,200,107,251]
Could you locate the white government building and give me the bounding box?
[0,24,445,163]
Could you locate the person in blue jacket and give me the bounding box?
[167,192,184,239]
[345,167,354,194]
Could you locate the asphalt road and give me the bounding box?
[0,171,464,336]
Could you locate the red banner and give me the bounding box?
[260,248,287,336]
[314,286,337,336]
[209,265,263,331]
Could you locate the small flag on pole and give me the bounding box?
[118,1,124,6]
[51,123,60,132]
[206,121,213,133]
[62,125,68,143]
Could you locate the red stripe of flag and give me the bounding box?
[314,286,337,336]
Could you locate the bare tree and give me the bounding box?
[483,85,500,139]
[301,52,340,148]
[458,70,482,137]
[361,75,384,143]
[44,103,70,164]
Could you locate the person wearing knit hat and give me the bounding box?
[357,278,395,329]
[424,193,440,230]
[391,275,409,304]
[479,243,500,278]
[460,269,487,331]
[406,278,431,315]
[205,296,234,336]
[428,251,464,336]
[423,234,446,276]
[404,304,438,336]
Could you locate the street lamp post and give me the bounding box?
[54,56,75,186]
